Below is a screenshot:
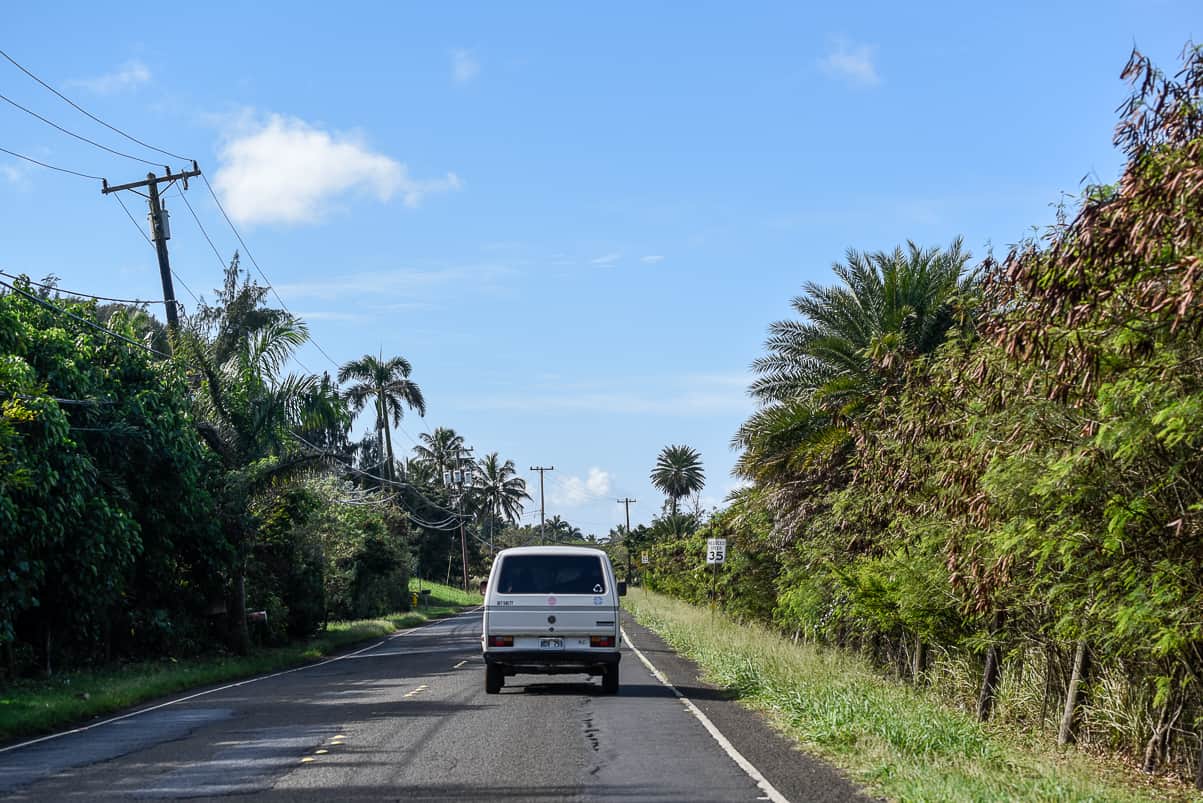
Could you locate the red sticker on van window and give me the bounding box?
[547,595,557,606]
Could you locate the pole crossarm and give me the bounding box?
[101,162,202,195]
[101,163,204,336]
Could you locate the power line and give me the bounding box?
[112,191,151,243]
[175,184,228,270]
[0,144,104,181]
[289,431,466,519]
[199,173,343,373]
[0,90,164,168]
[0,278,170,358]
[0,270,167,305]
[0,47,191,163]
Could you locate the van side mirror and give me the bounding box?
[617,581,627,597]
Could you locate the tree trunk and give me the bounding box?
[232,569,250,656]
[977,612,1005,722]
[381,405,396,485]
[2,639,13,681]
[1058,639,1090,747]
[42,624,52,677]
[1142,699,1170,773]
[977,644,1002,721]
[911,634,927,684]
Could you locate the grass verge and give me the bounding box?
[0,579,481,744]
[625,588,1199,803]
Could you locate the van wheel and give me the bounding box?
[486,665,504,694]
[602,664,619,695]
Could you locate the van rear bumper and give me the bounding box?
[483,650,621,674]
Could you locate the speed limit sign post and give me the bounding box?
[706,538,726,610]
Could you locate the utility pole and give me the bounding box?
[617,498,636,583]
[448,446,475,593]
[530,466,554,544]
[101,162,202,337]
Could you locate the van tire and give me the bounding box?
[602,664,619,695]
[486,665,504,694]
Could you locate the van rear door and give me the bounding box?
[488,553,617,645]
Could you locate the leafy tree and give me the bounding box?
[0,281,219,672]
[650,444,706,517]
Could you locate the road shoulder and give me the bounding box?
[620,610,878,803]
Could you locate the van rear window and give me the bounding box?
[496,555,606,595]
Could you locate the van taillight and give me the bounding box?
[590,636,615,648]
[488,635,513,647]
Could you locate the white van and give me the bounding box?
[481,546,626,694]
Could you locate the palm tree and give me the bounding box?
[412,427,469,479]
[183,292,341,655]
[734,239,974,486]
[650,444,706,517]
[339,354,426,484]
[542,515,581,543]
[476,452,531,552]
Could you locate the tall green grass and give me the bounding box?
[409,577,484,608]
[626,589,1198,803]
[1,585,480,744]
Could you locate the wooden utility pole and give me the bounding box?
[617,498,636,582]
[454,447,475,592]
[530,466,554,544]
[101,162,202,337]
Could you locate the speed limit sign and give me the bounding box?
[706,538,726,565]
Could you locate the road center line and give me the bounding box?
[621,627,791,803]
[0,609,484,756]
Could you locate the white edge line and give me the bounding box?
[621,627,790,803]
[0,607,483,755]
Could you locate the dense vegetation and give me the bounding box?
[0,257,526,679]
[642,46,1203,788]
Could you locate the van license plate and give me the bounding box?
[540,638,563,650]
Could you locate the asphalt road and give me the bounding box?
[0,610,870,802]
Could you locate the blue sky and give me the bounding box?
[2,3,1197,533]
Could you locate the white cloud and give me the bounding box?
[213,113,460,226]
[551,468,613,506]
[452,49,479,83]
[1,162,32,187]
[591,252,622,266]
[641,255,664,264]
[275,264,513,300]
[819,38,880,88]
[69,60,151,94]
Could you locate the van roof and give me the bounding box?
[495,545,608,558]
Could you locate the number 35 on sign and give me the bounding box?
[706,538,726,565]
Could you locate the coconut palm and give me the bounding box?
[650,444,706,517]
[734,239,975,486]
[339,354,426,484]
[412,427,469,478]
[474,453,531,553]
[542,515,582,543]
